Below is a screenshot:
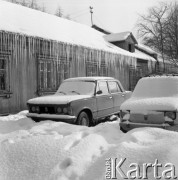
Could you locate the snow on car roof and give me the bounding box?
[132,76,178,98]
[121,75,178,112]
[64,76,115,81]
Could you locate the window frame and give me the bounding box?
[37,56,71,94]
[108,80,123,94]
[0,55,11,97]
[38,59,56,93]
[96,80,109,95]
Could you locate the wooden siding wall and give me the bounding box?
[0,31,137,114]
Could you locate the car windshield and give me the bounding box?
[132,76,178,98]
[56,81,95,95]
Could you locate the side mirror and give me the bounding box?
[96,90,102,95]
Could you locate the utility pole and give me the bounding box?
[90,6,93,26]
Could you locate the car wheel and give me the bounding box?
[120,126,127,133]
[77,111,90,126]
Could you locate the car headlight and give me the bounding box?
[31,106,40,113]
[165,112,176,120]
[63,107,68,114]
[31,106,36,112]
[36,106,40,113]
[56,107,62,114]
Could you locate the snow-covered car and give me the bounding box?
[120,75,178,132]
[27,77,131,126]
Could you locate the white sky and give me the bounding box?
[37,0,173,37]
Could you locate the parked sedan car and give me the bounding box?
[27,76,131,126]
[120,74,178,132]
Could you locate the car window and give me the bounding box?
[97,81,109,95]
[56,81,95,95]
[108,81,122,93]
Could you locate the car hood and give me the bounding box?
[121,97,178,112]
[27,94,92,105]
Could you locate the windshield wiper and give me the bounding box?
[69,91,80,95]
[58,91,66,95]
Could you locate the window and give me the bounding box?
[97,81,109,95]
[86,61,98,76]
[56,59,70,87]
[38,60,55,92]
[129,44,132,52]
[38,57,70,93]
[0,59,6,91]
[99,59,108,76]
[86,52,98,76]
[0,56,10,95]
[108,81,121,93]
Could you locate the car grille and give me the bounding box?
[39,106,56,114]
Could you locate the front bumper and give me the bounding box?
[120,120,171,132]
[27,113,76,123]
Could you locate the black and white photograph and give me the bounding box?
[0,0,178,179]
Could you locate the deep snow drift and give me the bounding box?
[0,111,178,180]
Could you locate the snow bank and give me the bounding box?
[0,112,178,180]
[121,76,178,111]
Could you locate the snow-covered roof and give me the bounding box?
[104,31,137,44]
[0,0,133,57]
[92,24,111,35]
[135,44,157,55]
[134,49,156,62]
[0,1,159,62]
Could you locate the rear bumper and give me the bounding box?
[27,113,76,123]
[120,120,171,132]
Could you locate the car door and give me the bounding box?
[95,80,113,119]
[108,81,125,114]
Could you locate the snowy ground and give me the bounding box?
[0,111,178,180]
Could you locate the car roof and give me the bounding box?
[145,73,178,77]
[64,76,116,82]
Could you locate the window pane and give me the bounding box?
[108,81,121,93]
[57,81,95,95]
[0,73,5,90]
[39,62,45,89]
[47,63,51,88]
[98,81,109,94]
[0,60,5,70]
[86,61,97,76]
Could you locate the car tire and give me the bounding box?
[31,118,40,122]
[77,111,90,126]
[120,126,127,133]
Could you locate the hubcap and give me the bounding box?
[81,117,88,126]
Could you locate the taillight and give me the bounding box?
[165,112,176,120]
[120,110,130,121]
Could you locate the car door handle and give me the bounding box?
[109,96,112,99]
[122,94,125,97]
